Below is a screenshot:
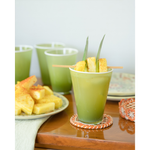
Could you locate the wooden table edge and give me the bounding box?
[36,133,135,150]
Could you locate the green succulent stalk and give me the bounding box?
[82,37,89,71]
[96,35,105,72]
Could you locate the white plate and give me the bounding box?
[15,92,69,120]
[108,72,135,96]
[107,95,135,101]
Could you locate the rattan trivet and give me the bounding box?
[119,98,135,122]
[70,114,113,130]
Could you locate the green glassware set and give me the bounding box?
[15,36,112,124]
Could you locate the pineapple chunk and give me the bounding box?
[15,105,21,115]
[29,85,45,100]
[87,57,96,72]
[15,75,37,90]
[74,61,86,72]
[33,102,55,115]
[15,93,34,115]
[35,95,63,109]
[43,86,53,95]
[17,81,20,84]
[99,58,107,72]
[15,86,29,97]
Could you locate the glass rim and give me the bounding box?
[34,42,65,49]
[15,45,33,53]
[69,67,113,74]
[44,48,78,56]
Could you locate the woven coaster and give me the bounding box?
[119,98,135,122]
[70,114,113,130]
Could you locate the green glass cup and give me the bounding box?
[35,43,65,85]
[15,45,33,84]
[45,48,78,95]
[70,68,113,124]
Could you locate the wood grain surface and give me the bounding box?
[35,78,135,150]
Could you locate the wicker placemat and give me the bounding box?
[70,114,113,130]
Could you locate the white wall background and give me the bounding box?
[15,0,135,78]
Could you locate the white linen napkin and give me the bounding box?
[15,116,50,150]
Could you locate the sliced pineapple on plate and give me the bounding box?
[43,86,53,95]
[15,75,37,90]
[35,95,63,109]
[29,84,45,100]
[15,86,29,97]
[15,75,66,117]
[33,102,55,115]
[15,93,34,115]
[17,81,20,84]
[15,104,21,115]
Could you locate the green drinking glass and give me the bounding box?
[15,45,33,84]
[45,48,78,95]
[35,43,65,85]
[70,68,113,124]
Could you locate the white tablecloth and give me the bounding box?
[15,116,50,150]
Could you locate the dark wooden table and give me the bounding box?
[35,79,135,150]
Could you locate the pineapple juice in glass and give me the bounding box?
[70,68,113,124]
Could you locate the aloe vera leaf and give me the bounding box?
[82,37,89,71]
[82,37,89,61]
[96,35,105,72]
[84,60,88,72]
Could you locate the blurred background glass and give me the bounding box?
[15,45,33,84]
[35,42,65,85]
[45,48,78,94]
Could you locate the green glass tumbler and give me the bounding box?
[35,43,65,85]
[70,68,113,124]
[15,45,33,84]
[45,48,78,95]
